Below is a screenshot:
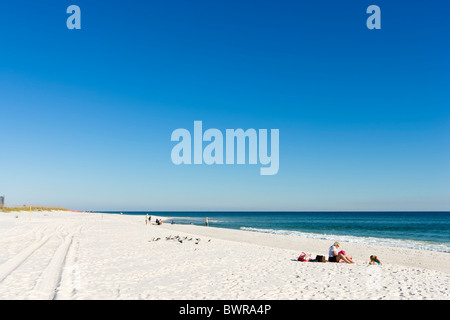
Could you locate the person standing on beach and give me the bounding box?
[206,217,209,227]
[329,242,354,264]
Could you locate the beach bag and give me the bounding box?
[297,252,311,262]
[315,255,326,262]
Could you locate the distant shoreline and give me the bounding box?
[102,211,450,254]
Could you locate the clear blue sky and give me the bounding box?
[1,0,449,211]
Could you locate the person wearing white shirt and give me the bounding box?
[328,241,355,263]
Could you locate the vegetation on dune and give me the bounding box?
[0,206,70,212]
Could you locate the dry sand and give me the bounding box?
[0,211,448,300]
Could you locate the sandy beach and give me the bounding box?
[0,210,448,300]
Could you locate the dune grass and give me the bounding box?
[1,206,70,213]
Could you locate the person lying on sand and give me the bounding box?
[369,255,382,265]
[328,242,355,264]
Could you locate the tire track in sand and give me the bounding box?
[28,225,81,300]
[0,227,56,283]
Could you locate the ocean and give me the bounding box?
[102,211,450,253]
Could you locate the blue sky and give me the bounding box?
[1,0,449,211]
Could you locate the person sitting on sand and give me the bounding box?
[369,255,382,265]
[328,242,355,264]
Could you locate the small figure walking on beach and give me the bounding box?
[206,217,209,227]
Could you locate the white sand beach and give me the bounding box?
[0,210,449,300]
